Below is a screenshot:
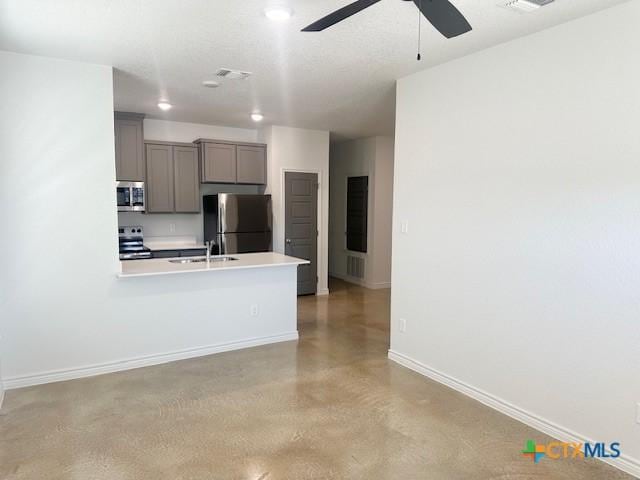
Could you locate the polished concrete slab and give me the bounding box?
[0,279,632,479]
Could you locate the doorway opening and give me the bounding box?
[328,137,394,291]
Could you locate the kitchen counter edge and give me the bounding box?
[117,252,309,278]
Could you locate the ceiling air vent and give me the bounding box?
[502,0,554,13]
[215,68,252,80]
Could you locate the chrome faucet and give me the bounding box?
[206,241,212,263]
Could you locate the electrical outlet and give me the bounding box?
[401,221,409,234]
[399,318,407,333]
[636,403,640,424]
[169,223,176,233]
[250,305,259,317]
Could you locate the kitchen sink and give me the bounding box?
[168,256,238,264]
[209,256,238,262]
[169,258,207,264]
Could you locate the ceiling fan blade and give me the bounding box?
[413,0,472,38]
[302,0,383,32]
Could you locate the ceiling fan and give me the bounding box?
[301,0,472,39]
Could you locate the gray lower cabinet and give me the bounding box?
[237,145,267,184]
[152,249,207,259]
[114,112,145,181]
[196,139,266,185]
[151,250,182,259]
[146,142,200,213]
[183,249,207,257]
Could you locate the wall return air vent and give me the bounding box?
[502,0,554,13]
[346,255,365,279]
[215,68,252,80]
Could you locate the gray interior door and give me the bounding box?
[285,172,318,296]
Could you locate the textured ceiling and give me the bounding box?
[0,0,630,139]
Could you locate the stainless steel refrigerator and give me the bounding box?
[203,194,273,255]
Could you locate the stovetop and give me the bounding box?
[119,225,151,260]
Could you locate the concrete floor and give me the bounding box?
[0,279,632,479]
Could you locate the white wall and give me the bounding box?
[390,2,640,475]
[260,126,330,295]
[144,119,257,144]
[0,51,298,388]
[0,342,4,409]
[371,137,394,286]
[118,119,261,242]
[329,136,394,289]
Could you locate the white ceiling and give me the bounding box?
[0,0,630,139]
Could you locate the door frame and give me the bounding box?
[281,168,323,295]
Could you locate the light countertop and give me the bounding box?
[118,252,309,278]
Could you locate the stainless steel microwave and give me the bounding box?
[116,181,145,212]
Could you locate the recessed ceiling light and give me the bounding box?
[251,113,264,122]
[264,6,293,21]
[202,80,220,88]
[157,101,172,111]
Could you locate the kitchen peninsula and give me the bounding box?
[119,252,308,278]
[107,252,309,374]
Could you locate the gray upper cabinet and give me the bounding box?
[145,142,200,214]
[237,145,267,185]
[114,112,145,181]
[201,143,237,183]
[196,139,266,185]
[173,146,200,213]
[146,144,174,213]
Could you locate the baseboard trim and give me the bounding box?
[0,387,4,411]
[388,350,640,479]
[329,273,391,290]
[5,332,299,391]
[316,288,330,296]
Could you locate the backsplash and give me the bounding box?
[118,183,264,242]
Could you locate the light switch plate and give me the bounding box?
[401,221,409,234]
[399,318,407,333]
